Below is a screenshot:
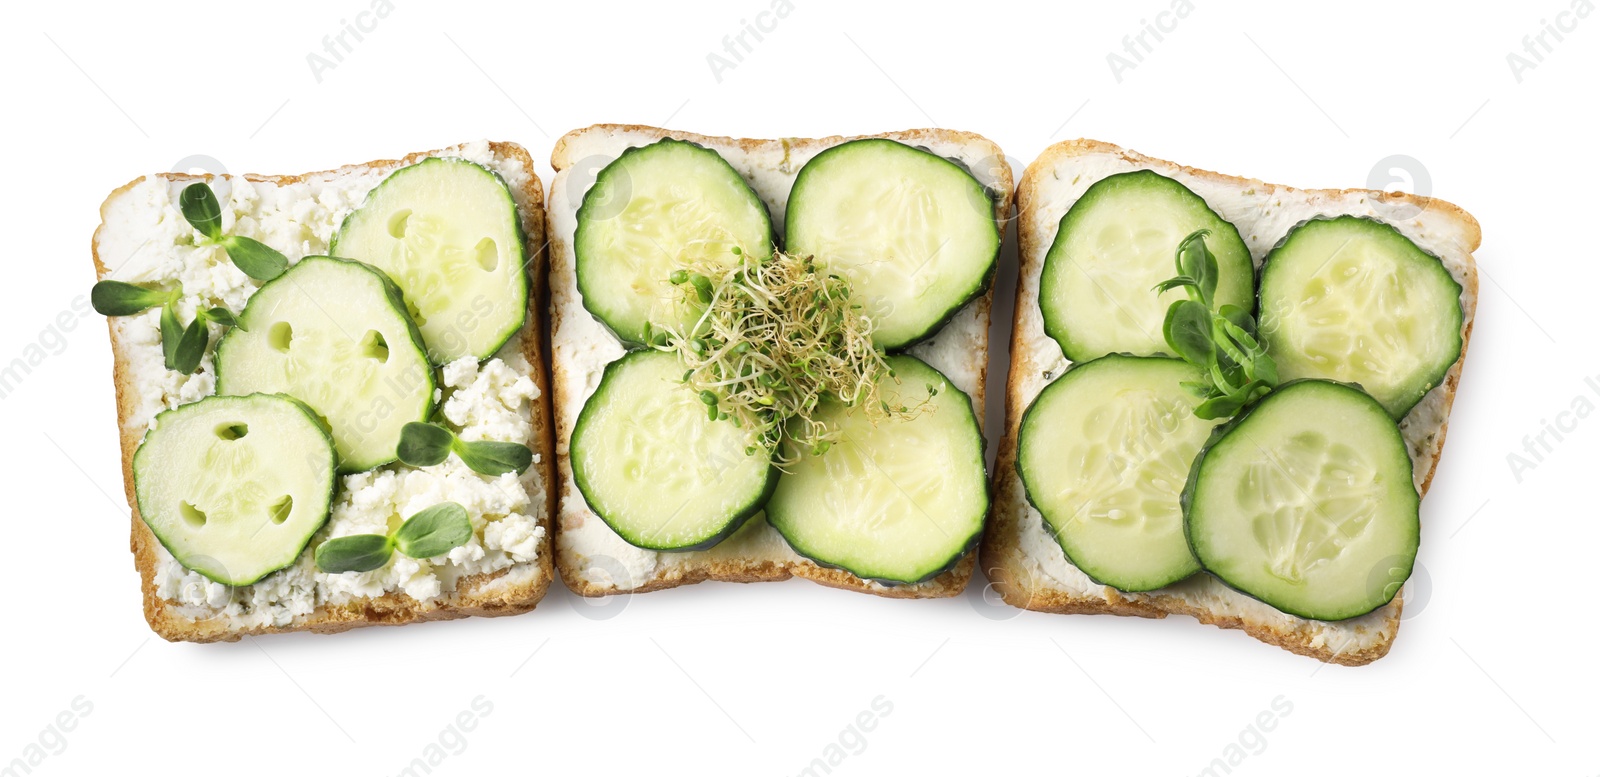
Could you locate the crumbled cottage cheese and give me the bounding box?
[109,143,547,629]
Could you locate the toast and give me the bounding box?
[981,139,1479,665]
[548,125,1014,598]
[93,141,556,642]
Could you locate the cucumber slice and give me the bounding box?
[1258,216,1463,418]
[570,350,777,550]
[1017,355,1218,591]
[786,139,1000,349]
[766,355,987,584]
[1183,380,1419,621]
[134,394,336,586]
[1039,171,1254,362]
[331,157,527,364]
[215,256,434,472]
[574,139,773,345]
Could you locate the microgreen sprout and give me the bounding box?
[1155,229,1279,419]
[88,181,285,376]
[179,183,288,281]
[314,502,473,573]
[397,421,534,476]
[90,279,243,375]
[650,246,934,466]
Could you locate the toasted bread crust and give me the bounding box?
[982,139,1479,665]
[549,125,1011,599]
[94,142,556,643]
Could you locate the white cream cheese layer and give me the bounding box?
[1004,147,1478,654]
[549,129,998,591]
[100,142,547,629]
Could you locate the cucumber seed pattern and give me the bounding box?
[1241,431,1382,584]
[818,419,946,536]
[809,178,945,306]
[614,191,746,324]
[1076,222,1187,348]
[1054,389,1191,531]
[1264,246,1416,390]
[615,387,745,495]
[387,212,500,348]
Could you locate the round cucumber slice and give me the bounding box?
[570,350,777,551]
[1258,216,1463,419]
[134,394,336,586]
[215,256,434,473]
[574,139,773,345]
[1184,380,1419,621]
[1039,170,1254,362]
[766,355,987,584]
[785,139,1000,349]
[331,157,528,364]
[1017,355,1219,591]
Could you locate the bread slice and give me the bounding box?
[982,139,1479,665]
[547,125,1013,598]
[93,142,556,642]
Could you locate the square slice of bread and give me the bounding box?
[548,124,1014,598]
[982,139,1479,665]
[93,141,556,642]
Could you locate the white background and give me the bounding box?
[2,0,1594,774]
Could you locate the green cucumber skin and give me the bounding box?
[214,255,436,473]
[1178,379,1419,622]
[330,156,531,364]
[1040,170,1256,361]
[785,138,1002,352]
[133,393,338,587]
[780,523,983,588]
[1257,215,1464,420]
[570,350,780,552]
[767,357,990,587]
[1015,354,1203,593]
[574,139,774,347]
[922,148,1007,219]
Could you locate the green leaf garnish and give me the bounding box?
[315,534,394,573]
[90,280,174,316]
[397,421,533,476]
[314,502,476,573]
[1177,228,1219,306]
[200,306,244,330]
[1161,299,1214,367]
[91,186,262,379]
[172,316,209,375]
[393,502,473,559]
[1156,230,1280,420]
[178,181,287,280]
[159,303,183,370]
[222,235,288,281]
[179,183,224,242]
[454,440,533,476]
[397,422,454,467]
